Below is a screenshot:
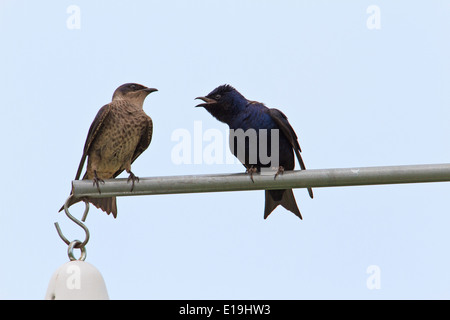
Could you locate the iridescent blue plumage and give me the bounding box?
[196,85,313,219]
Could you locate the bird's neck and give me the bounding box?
[113,97,144,110]
[206,107,236,127]
[208,100,249,127]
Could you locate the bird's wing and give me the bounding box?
[112,116,153,178]
[268,108,313,198]
[132,116,153,165]
[74,104,112,180]
[268,108,304,168]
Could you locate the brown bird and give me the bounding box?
[59,83,157,218]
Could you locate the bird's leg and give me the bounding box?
[127,171,140,192]
[93,170,105,194]
[274,166,285,180]
[245,166,258,183]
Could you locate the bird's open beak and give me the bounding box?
[142,87,158,94]
[195,96,216,108]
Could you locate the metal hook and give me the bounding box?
[68,240,87,261]
[54,196,90,251]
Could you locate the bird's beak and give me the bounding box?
[195,96,216,108]
[142,87,158,94]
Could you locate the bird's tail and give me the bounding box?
[58,195,118,218]
[89,197,118,218]
[264,189,302,219]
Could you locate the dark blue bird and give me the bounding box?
[196,84,313,219]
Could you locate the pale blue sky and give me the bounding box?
[1,0,450,299]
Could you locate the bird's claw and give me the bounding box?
[274,166,284,180]
[127,172,140,192]
[246,166,258,183]
[93,172,105,194]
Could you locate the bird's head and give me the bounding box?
[112,83,158,106]
[195,84,247,124]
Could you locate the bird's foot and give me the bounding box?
[93,170,105,194]
[127,171,140,192]
[274,166,285,180]
[245,166,258,183]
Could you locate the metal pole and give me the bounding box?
[71,163,450,198]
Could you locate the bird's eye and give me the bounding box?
[130,84,136,90]
[215,94,221,100]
